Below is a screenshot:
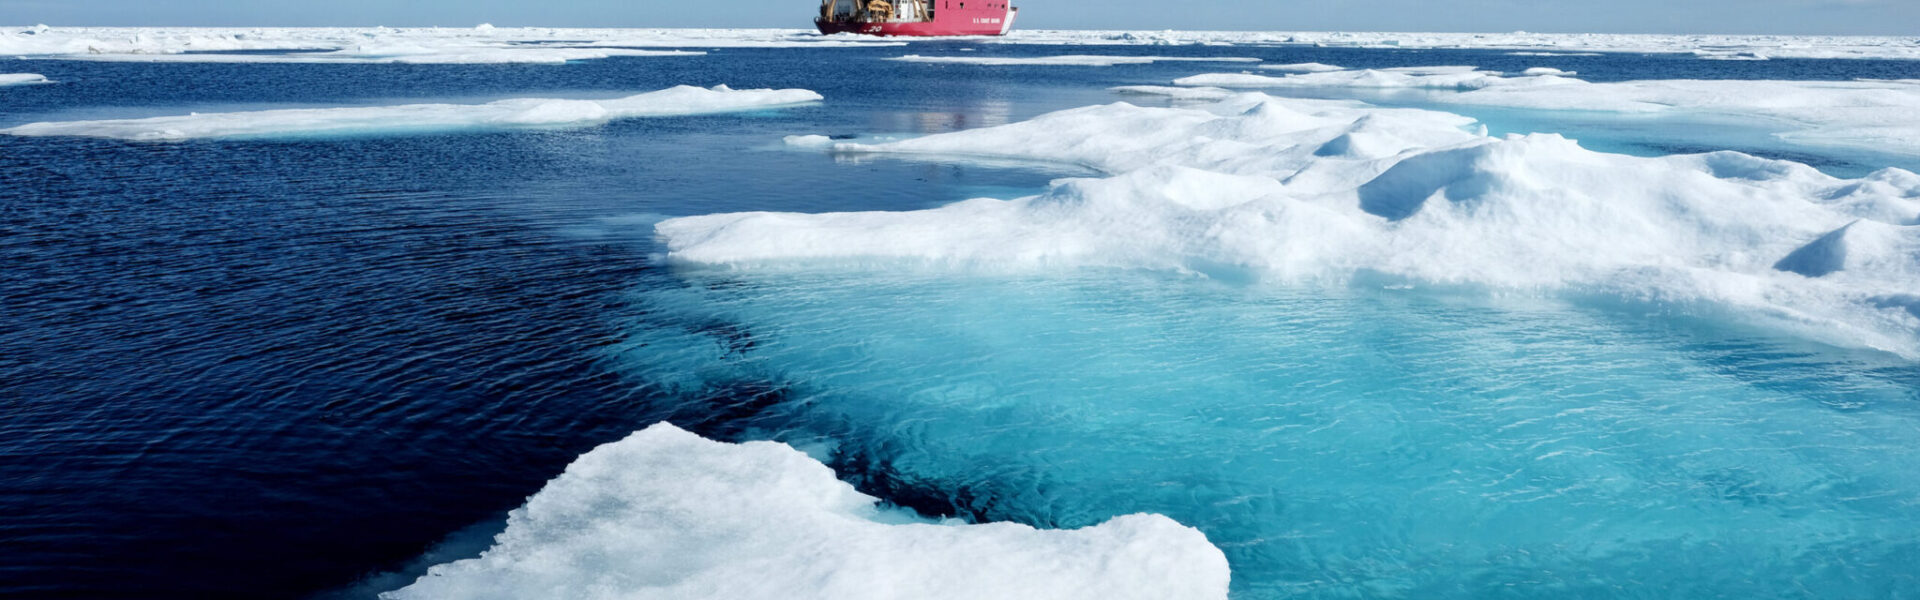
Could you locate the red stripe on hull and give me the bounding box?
[816,5,1016,37]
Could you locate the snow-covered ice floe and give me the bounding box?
[1175,67,1920,156]
[0,85,821,141]
[0,26,901,63]
[1257,62,1346,73]
[660,93,1920,355]
[383,423,1229,600]
[888,54,1260,66]
[0,73,50,86]
[1110,85,1238,101]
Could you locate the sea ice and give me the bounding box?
[0,73,49,86]
[0,85,823,141]
[1176,66,1920,156]
[888,54,1260,66]
[661,94,1920,354]
[993,30,1920,61]
[1257,62,1347,73]
[62,46,705,65]
[1110,85,1239,101]
[0,26,901,64]
[1176,68,1580,91]
[383,423,1229,600]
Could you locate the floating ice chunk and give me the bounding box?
[1,85,822,141]
[1522,67,1576,76]
[0,73,50,86]
[888,54,1261,66]
[1176,68,1580,91]
[783,134,836,147]
[1109,85,1238,101]
[383,423,1229,600]
[473,23,496,32]
[663,94,1920,354]
[1257,62,1346,73]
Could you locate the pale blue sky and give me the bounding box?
[1,0,1914,35]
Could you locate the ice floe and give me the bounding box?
[0,73,49,86]
[888,54,1260,66]
[1177,67,1581,91]
[1257,62,1347,73]
[383,423,1229,600]
[1,85,822,141]
[660,93,1920,355]
[1176,66,1920,156]
[1110,85,1238,101]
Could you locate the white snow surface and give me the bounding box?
[383,423,1230,600]
[659,93,1920,355]
[889,54,1260,66]
[1175,67,1920,156]
[0,73,49,86]
[1,85,822,141]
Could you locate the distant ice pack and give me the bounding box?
[0,85,823,141]
[383,423,1229,600]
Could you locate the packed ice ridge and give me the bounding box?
[1174,66,1920,156]
[5,26,1916,62]
[889,54,1261,66]
[0,85,822,141]
[0,73,49,86]
[383,423,1229,600]
[661,93,1920,355]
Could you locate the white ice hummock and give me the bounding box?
[660,94,1920,355]
[383,423,1229,600]
[0,85,823,141]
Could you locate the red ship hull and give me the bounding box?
[816,4,1017,37]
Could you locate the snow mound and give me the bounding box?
[888,54,1260,66]
[1776,220,1920,280]
[1,85,822,141]
[0,73,50,86]
[662,94,1920,355]
[383,423,1229,600]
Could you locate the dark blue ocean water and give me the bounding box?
[3,43,1919,599]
